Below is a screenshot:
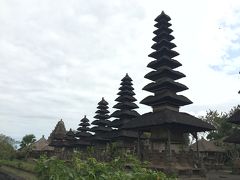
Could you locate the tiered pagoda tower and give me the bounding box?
[111,73,139,128]
[63,129,77,148]
[91,98,112,144]
[109,74,140,149]
[123,11,215,173]
[75,116,92,148]
[141,11,192,111]
[49,119,67,148]
[76,115,92,140]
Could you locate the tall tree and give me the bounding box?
[201,106,240,140]
[0,134,17,159]
[20,134,36,149]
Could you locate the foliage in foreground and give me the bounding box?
[0,134,17,160]
[35,154,173,180]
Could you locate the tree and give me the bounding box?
[201,106,240,141]
[20,134,36,149]
[0,134,17,159]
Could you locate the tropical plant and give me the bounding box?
[20,134,36,149]
[35,153,174,180]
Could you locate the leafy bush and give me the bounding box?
[35,154,173,180]
[35,156,76,180]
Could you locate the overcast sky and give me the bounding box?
[0,0,240,141]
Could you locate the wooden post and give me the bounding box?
[151,141,153,152]
[137,131,143,161]
[167,128,171,161]
[137,130,141,158]
[193,132,200,166]
[196,132,200,163]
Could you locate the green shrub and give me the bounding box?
[35,154,173,180]
[35,155,76,180]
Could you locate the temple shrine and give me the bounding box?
[108,74,140,152]
[122,11,215,174]
[45,11,216,176]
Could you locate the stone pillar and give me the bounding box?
[193,132,200,166]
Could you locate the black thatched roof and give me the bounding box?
[32,136,54,151]
[63,129,78,147]
[110,74,140,129]
[106,130,138,140]
[76,116,92,139]
[92,119,111,126]
[91,98,112,142]
[62,129,91,147]
[155,11,171,21]
[141,91,192,108]
[122,109,215,133]
[228,109,240,125]
[110,118,130,128]
[76,131,92,138]
[224,130,240,144]
[140,11,192,110]
[147,57,181,70]
[78,123,90,130]
[143,78,188,93]
[48,119,67,140]
[48,119,67,147]
[91,135,110,143]
[73,137,92,147]
[64,129,76,141]
[91,126,112,132]
[49,139,65,147]
[190,138,224,152]
[111,110,139,119]
[76,140,91,146]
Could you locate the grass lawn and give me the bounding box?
[0,159,36,173]
[0,159,37,179]
[0,165,37,180]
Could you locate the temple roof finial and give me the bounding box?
[155,11,171,22]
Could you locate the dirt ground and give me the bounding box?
[206,170,240,180]
[179,170,240,180]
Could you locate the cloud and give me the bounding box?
[0,0,240,140]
